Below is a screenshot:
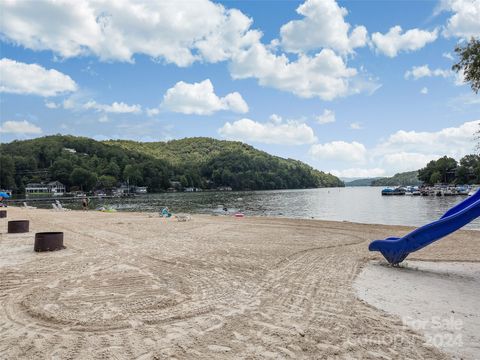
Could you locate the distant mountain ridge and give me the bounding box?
[344,178,382,187]
[344,171,421,187]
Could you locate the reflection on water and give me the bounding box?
[31,187,480,229]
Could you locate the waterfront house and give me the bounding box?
[48,181,66,195]
[25,181,65,196]
[25,183,49,195]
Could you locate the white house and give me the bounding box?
[25,183,49,194]
[25,181,65,196]
[48,181,66,195]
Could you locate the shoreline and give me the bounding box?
[8,203,480,231]
[1,207,479,358]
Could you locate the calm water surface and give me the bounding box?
[63,187,479,230]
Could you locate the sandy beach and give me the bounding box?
[1,207,479,359]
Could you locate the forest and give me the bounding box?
[0,135,343,194]
[417,155,480,185]
[372,155,480,187]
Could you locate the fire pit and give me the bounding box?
[8,220,29,233]
[34,232,65,252]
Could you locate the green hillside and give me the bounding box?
[344,178,381,186]
[371,171,422,186]
[0,135,343,193]
[106,137,256,165]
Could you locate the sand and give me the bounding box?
[0,207,479,359]
[355,261,480,360]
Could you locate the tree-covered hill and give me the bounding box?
[0,135,343,194]
[344,178,382,186]
[371,171,422,187]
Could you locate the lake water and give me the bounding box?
[50,186,479,230]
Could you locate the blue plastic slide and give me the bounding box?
[369,189,480,264]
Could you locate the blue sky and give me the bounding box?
[0,0,479,178]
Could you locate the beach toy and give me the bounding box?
[369,188,480,265]
[0,210,6,218]
[34,232,65,252]
[234,213,244,218]
[8,220,29,233]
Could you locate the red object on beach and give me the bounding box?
[234,213,245,218]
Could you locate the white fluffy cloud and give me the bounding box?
[0,120,42,134]
[0,0,258,67]
[375,120,478,160]
[309,141,367,162]
[312,121,478,178]
[45,94,142,114]
[161,79,248,115]
[45,101,59,109]
[219,118,317,145]
[316,109,336,124]
[404,65,451,80]
[280,0,367,54]
[350,122,362,130]
[230,45,377,101]
[372,26,438,57]
[83,100,142,114]
[0,58,77,97]
[380,152,440,173]
[146,108,160,117]
[269,114,283,124]
[441,0,480,39]
[420,87,429,94]
[0,0,378,102]
[442,52,454,60]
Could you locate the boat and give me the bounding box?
[381,187,406,196]
[456,186,470,196]
[443,189,456,196]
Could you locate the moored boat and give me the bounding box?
[381,187,406,196]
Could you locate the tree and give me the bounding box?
[418,156,457,185]
[50,158,74,186]
[453,38,480,150]
[456,154,480,183]
[0,155,16,190]
[430,171,442,184]
[104,160,121,177]
[97,175,117,189]
[455,166,469,184]
[122,164,142,185]
[70,167,97,191]
[418,160,436,183]
[453,37,480,93]
[435,156,457,183]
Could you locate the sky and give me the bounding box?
[0,0,479,179]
